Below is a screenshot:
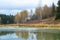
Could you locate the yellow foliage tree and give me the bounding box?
[43,5,51,18]
[20,10,28,22]
[35,8,43,20]
[14,12,21,23]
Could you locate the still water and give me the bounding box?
[0,28,60,40]
[0,32,60,40]
[0,33,25,40]
[0,32,37,40]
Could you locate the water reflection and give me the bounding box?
[0,33,25,40]
[0,30,60,40]
[27,32,37,40]
[0,29,60,40]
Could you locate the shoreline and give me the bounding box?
[0,23,60,28]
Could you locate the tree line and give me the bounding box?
[55,0,60,20]
[0,0,60,24]
[0,14,14,24]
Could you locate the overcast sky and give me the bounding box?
[0,0,58,15]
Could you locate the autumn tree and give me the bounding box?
[20,10,28,23]
[35,7,43,20]
[32,5,52,20]
[14,12,21,23]
[43,5,50,18]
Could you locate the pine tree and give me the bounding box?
[56,0,60,19]
[52,3,55,16]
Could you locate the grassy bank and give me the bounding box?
[0,23,60,28]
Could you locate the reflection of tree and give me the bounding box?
[0,31,14,35]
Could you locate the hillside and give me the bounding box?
[1,16,60,28]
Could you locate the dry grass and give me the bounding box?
[0,23,60,29]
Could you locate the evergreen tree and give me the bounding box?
[52,3,55,16]
[55,0,60,19]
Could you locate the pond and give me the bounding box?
[0,32,60,40]
[0,27,60,40]
[0,33,25,40]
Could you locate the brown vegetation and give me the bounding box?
[0,17,60,28]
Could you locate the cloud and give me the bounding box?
[0,0,39,9]
[0,0,58,15]
[0,8,35,15]
[0,0,58,9]
[42,0,58,6]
